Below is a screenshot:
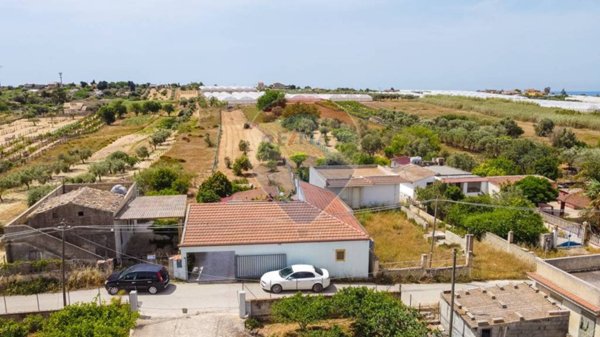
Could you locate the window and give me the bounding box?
[121,272,136,281]
[336,249,346,262]
[290,272,314,279]
[52,212,58,219]
[77,211,84,217]
[481,329,491,337]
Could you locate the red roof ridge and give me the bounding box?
[298,181,369,237]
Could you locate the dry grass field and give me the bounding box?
[358,210,537,280]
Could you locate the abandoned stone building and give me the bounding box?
[2,182,187,263]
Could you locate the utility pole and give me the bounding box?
[429,197,439,268]
[58,72,63,87]
[58,221,68,308]
[448,248,457,337]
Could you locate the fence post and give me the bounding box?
[36,293,40,311]
[507,231,514,251]
[420,254,429,270]
[129,291,139,312]
[239,291,247,318]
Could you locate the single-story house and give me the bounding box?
[426,165,487,196]
[309,165,408,208]
[440,282,569,337]
[529,255,600,337]
[176,182,371,281]
[389,164,436,201]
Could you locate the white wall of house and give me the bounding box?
[440,299,477,337]
[361,185,398,207]
[399,177,436,201]
[487,183,501,196]
[309,167,327,188]
[179,240,371,279]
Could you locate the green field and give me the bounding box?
[421,95,600,130]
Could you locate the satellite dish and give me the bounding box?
[110,184,127,195]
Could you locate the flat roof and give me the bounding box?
[389,164,435,182]
[424,165,474,176]
[313,165,409,187]
[314,165,395,180]
[441,283,567,328]
[116,195,187,220]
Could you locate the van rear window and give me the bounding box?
[314,267,323,275]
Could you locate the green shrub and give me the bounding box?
[301,325,348,337]
[42,301,139,337]
[22,314,45,333]
[0,318,27,337]
[271,293,331,331]
[27,184,55,206]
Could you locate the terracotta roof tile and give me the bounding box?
[181,185,369,247]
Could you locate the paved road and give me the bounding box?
[0,280,524,318]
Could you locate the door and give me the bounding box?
[286,272,315,290]
[282,272,300,290]
[119,272,137,291]
[135,272,156,291]
[295,272,317,290]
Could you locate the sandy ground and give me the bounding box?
[217,110,267,181]
[89,133,150,161]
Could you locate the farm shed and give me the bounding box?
[177,182,371,281]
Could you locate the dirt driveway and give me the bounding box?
[217,110,267,180]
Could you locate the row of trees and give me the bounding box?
[415,178,553,245]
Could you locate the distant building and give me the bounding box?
[424,165,487,196]
[309,165,408,208]
[529,255,600,337]
[440,282,569,337]
[62,102,87,114]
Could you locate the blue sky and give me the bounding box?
[1,0,599,90]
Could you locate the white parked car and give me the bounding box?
[260,264,330,293]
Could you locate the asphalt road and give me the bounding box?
[1,280,523,318]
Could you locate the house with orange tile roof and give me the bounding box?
[177,182,371,281]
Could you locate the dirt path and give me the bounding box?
[217,110,267,179]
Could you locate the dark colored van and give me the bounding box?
[105,263,169,295]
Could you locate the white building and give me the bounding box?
[176,182,371,281]
[309,165,408,208]
[390,164,436,201]
[425,166,487,196]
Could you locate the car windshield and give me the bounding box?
[314,267,323,276]
[279,267,294,278]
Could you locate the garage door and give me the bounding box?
[235,254,287,279]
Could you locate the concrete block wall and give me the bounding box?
[482,232,536,265]
[545,254,600,273]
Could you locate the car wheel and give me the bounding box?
[271,284,283,294]
[108,287,119,295]
[148,286,158,294]
[312,283,323,293]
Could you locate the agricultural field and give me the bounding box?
[146,88,173,101]
[365,97,600,145]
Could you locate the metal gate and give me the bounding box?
[235,254,287,279]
